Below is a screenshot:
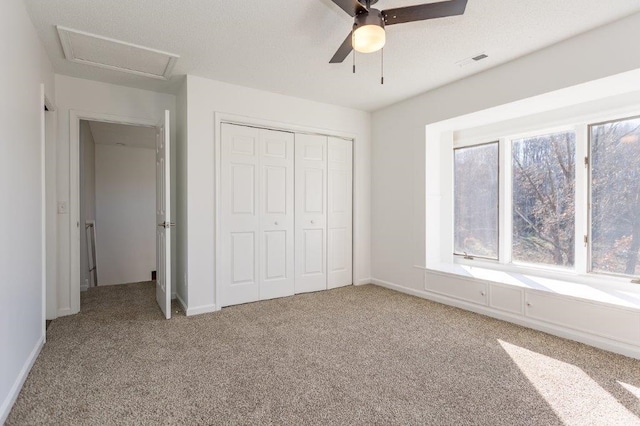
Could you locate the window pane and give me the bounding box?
[454,143,499,259]
[591,117,640,277]
[512,131,576,267]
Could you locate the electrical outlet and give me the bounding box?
[57,201,68,214]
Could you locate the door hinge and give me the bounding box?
[584,156,589,167]
[158,221,176,229]
[583,235,588,245]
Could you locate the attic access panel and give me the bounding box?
[57,26,179,80]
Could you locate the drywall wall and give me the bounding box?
[0,0,55,422]
[79,120,96,289]
[175,78,188,307]
[182,75,371,314]
[95,144,156,285]
[371,12,640,291]
[45,109,57,320]
[54,75,176,315]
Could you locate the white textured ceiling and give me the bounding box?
[25,0,640,111]
[88,121,156,149]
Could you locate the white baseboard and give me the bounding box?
[355,278,371,286]
[176,293,188,314]
[80,285,89,292]
[371,278,640,360]
[0,335,44,424]
[186,303,216,316]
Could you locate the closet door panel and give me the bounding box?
[295,134,328,293]
[260,129,295,300]
[328,138,353,288]
[220,124,261,307]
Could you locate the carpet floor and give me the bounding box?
[7,282,640,425]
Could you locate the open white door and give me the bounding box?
[156,110,171,319]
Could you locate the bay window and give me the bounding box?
[453,113,640,283]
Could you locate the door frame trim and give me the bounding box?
[213,112,358,310]
[68,110,156,315]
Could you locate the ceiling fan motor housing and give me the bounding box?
[354,8,385,30]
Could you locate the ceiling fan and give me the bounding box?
[328,0,468,63]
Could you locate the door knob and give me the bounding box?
[274,221,278,225]
[311,220,315,224]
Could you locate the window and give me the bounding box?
[590,116,640,277]
[512,131,576,267]
[454,142,499,259]
[451,112,640,284]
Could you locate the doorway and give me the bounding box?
[79,120,157,289]
[70,110,172,319]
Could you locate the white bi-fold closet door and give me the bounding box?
[220,124,295,307]
[220,123,352,308]
[294,134,353,293]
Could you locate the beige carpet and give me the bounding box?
[7,282,640,425]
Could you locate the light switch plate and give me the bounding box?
[57,201,68,214]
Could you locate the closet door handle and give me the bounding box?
[274,221,278,225]
[310,220,315,224]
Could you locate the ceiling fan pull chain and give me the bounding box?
[353,32,356,74]
[381,47,384,85]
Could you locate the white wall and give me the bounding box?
[95,144,156,285]
[0,0,55,422]
[79,120,96,289]
[45,109,57,319]
[181,75,371,314]
[371,12,640,292]
[54,75,176,315]
[175,79,188,306]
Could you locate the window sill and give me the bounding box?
[425,261,640,311]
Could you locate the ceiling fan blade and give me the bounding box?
[382,0,467,25]
[329,31,353,63]
[328,0,367,17]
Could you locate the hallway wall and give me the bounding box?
[0,0,55,422]
[54,75,176,315]
[95,143,156,285]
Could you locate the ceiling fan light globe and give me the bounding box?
[353,24,386,53]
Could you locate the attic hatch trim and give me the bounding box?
[56,25,179,80]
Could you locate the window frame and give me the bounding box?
[452,140,500,261]
[451,111,640,285]
[509,128,578,271]
[587,114,640,279]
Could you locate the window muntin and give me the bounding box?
[590,116,640,277]
[454,142,499,259]
[512,131,576,268]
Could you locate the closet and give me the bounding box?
[219,123,353,308]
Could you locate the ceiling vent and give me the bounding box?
[56,26,179,80]
[456,52,489,68]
